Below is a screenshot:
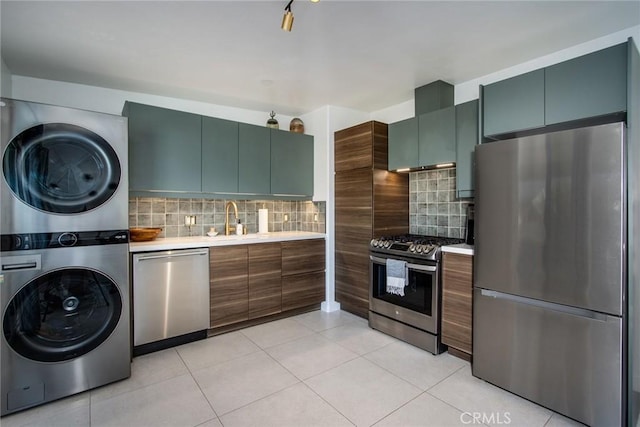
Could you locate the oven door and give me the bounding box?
[369,254,439,334]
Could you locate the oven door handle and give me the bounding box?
[369,255,437,272]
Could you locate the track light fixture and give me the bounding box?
[281,0,294,32]
[281,0,319,32]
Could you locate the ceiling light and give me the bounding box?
[281,0,319,32]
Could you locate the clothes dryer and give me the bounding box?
[0,230,130,416]
[1,98,128,234]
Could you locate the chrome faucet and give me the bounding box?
[225,201,239,235]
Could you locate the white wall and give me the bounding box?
[1,58,12,98]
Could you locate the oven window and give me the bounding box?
[372,261,434,315]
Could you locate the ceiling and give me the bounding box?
[1,1,639,116]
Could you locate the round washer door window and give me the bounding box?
[3,268,123,362]
[2,123,121,214]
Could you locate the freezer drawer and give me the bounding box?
[133,248,210,347]
[473,288,622,426]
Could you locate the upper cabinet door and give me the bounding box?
[545,43,627,125]
[388,117,419,171]
[271,129,314,197]
[202,116,239,194]
[418,106,455,166]
[238,123,271,195]
[483,69,545,137]
[335,122,374,172]
[455,100,479,199]
[126,102,202,192]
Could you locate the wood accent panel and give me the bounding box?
[334,120,408,318]
[373,169,409,237]
[248,243,282,319]
[282,239,326,276]
[441,252,473,355]
[371,121,390,170]
[282,271,325,311]
[210,245,248,328]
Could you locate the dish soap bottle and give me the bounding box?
[236,220,243,235]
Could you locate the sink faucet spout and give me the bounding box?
[225,201,239,235]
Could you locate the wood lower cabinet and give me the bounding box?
[210,245,248,328]
[210,239,325,330]
[282,239,325,311]
[248,243,281,319]
[282,271,325,312]
[441,252,473,359]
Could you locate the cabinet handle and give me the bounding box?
[136,250,208,261]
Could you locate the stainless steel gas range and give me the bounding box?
[368,234,463,355]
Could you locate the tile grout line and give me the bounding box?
[174,346,223,427]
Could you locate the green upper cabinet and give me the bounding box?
[124,102,202,193]
[125,102,314,199]
[418,106,455,166]
[238,123,271,195]
[545,43,627,125]
[270,129,314,197]
[388,117,419,170]
[482,69,545,137]
[455,100,479,199]
[483,42,628,138]
[202,116,239,194]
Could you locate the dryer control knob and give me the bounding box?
[58,232,78,247]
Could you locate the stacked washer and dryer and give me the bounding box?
[0,98,131,416]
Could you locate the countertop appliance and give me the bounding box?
[369,234,463,354]
[132,248,210,355]
[1,98,128,234]
[473,122,626,426]
[1,230,130,416]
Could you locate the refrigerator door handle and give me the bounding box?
[479,289,610,321]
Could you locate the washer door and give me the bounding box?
[2,123,121,214]
[3,268,123,362]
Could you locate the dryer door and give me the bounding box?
[3,268,123,362]
[2,123,121,214]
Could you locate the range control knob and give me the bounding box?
[383,240,391,249]
[370,239,379,247]
[416,244,425,253]
[409,244,416,252]
[58,232,78,247]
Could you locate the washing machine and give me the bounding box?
[0,98,128,234]
[0,230,130,416]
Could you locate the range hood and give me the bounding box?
[388,80,457,173]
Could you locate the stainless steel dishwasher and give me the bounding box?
[132,248,210,355]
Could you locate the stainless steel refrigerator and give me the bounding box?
[473,122,626,426]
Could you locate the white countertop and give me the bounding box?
[441,243,474,256]
[129,231,325,252]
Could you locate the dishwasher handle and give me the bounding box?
[135,249,209,262]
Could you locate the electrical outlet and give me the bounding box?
[314,213,318,222]
[284,213,289,222]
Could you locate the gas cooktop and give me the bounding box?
[369,234,464,261]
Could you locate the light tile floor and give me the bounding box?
[2,310,584,427]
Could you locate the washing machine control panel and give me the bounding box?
[1,230,129,251]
